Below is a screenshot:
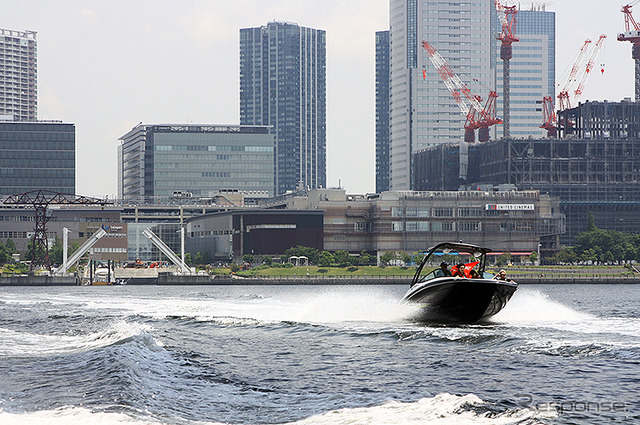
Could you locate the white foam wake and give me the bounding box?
[0,393,554,425]
[492,289,591,323]
[294,393,555,425]
[0,321,155,358]
[75,288,420,328]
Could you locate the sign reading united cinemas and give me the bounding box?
[485,204,535,211]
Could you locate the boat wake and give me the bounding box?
[0,320,155,358]
[491,289,592,323]
[0,393,556,425]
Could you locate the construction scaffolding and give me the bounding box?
[412,101,640,245]
[558,100,640,139]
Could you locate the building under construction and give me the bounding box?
[413,100,640,246]
[558,99,640,139]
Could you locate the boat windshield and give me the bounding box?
[418,269,441,283]
[411,242,491,287]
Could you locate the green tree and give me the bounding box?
[184,252,193,266]
[603,251,615,264]
[333,250,351,267]
[399,251,412,266]
[580,248,597,264]
[358,250,374,266]
[262,256,272,266]
[318,251,334,267]
[4,239,16,254]
[379,251,396,267]
[242,254,254,264]
[586,212,597,231]
[496,252,511,267]
[26,236,48,266]
[0,244,9,265]
[554,248,577,264]
[283,246,320,265]
[195,251,212,265]
[49,236,64,265]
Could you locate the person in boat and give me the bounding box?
[494,269,512,281]
[438,262,452,277]
[452,262,466,278]
[469,269,480,279]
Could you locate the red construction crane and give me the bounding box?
[557,39,592,111]
[422,41,502,143]
[617,4,640,100]
[574,35,607,101]
[540,96,557,138]
[493,0,518,138]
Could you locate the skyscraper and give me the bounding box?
[0,29,37,121]
[495,7,555,139]
[240,22,326,195]
[388,1,496,190]
[375,30,390,193]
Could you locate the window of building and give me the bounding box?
[354,222,371,232]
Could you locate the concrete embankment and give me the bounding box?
[2,275,640,286]
[0,275,78,286]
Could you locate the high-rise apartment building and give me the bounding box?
[375,30,390,193]
[0,29,37,121]
[117,124,275,200]
[495,8,555,139]
[388,1,497,190]
[240,22,326,195]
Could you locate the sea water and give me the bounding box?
[0,284,637,424]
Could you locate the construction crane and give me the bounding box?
[2,190,111,271]
[493,0,519,138]
[617,3,640,100]
[422,41,502,143]
[557,39,592,111]
[574,35,607,102]
[549,37,606,136]
[540,95,557,138]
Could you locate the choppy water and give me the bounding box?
[0,284,637,424]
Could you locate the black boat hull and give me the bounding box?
[402,278,518,323]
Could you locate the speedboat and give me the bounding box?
[402,242,518,323]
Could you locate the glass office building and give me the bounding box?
[385,3,555,190]
[0,121,75,196]
[240,22,326,195]
[118,124,275,201]
[375,30,390,193]
[495,8,556,139]
[388,0,497,190]
[0,29,37,121]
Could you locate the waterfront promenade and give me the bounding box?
[1,268,640,286]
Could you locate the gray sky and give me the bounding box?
[3,1,635,197]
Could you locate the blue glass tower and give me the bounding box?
[240,22,326,195]
[375,30,390,193]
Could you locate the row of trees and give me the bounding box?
[0,237,81,267]
[3,212,639,269]
[549,214,640,265]
[241,246,378,268]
